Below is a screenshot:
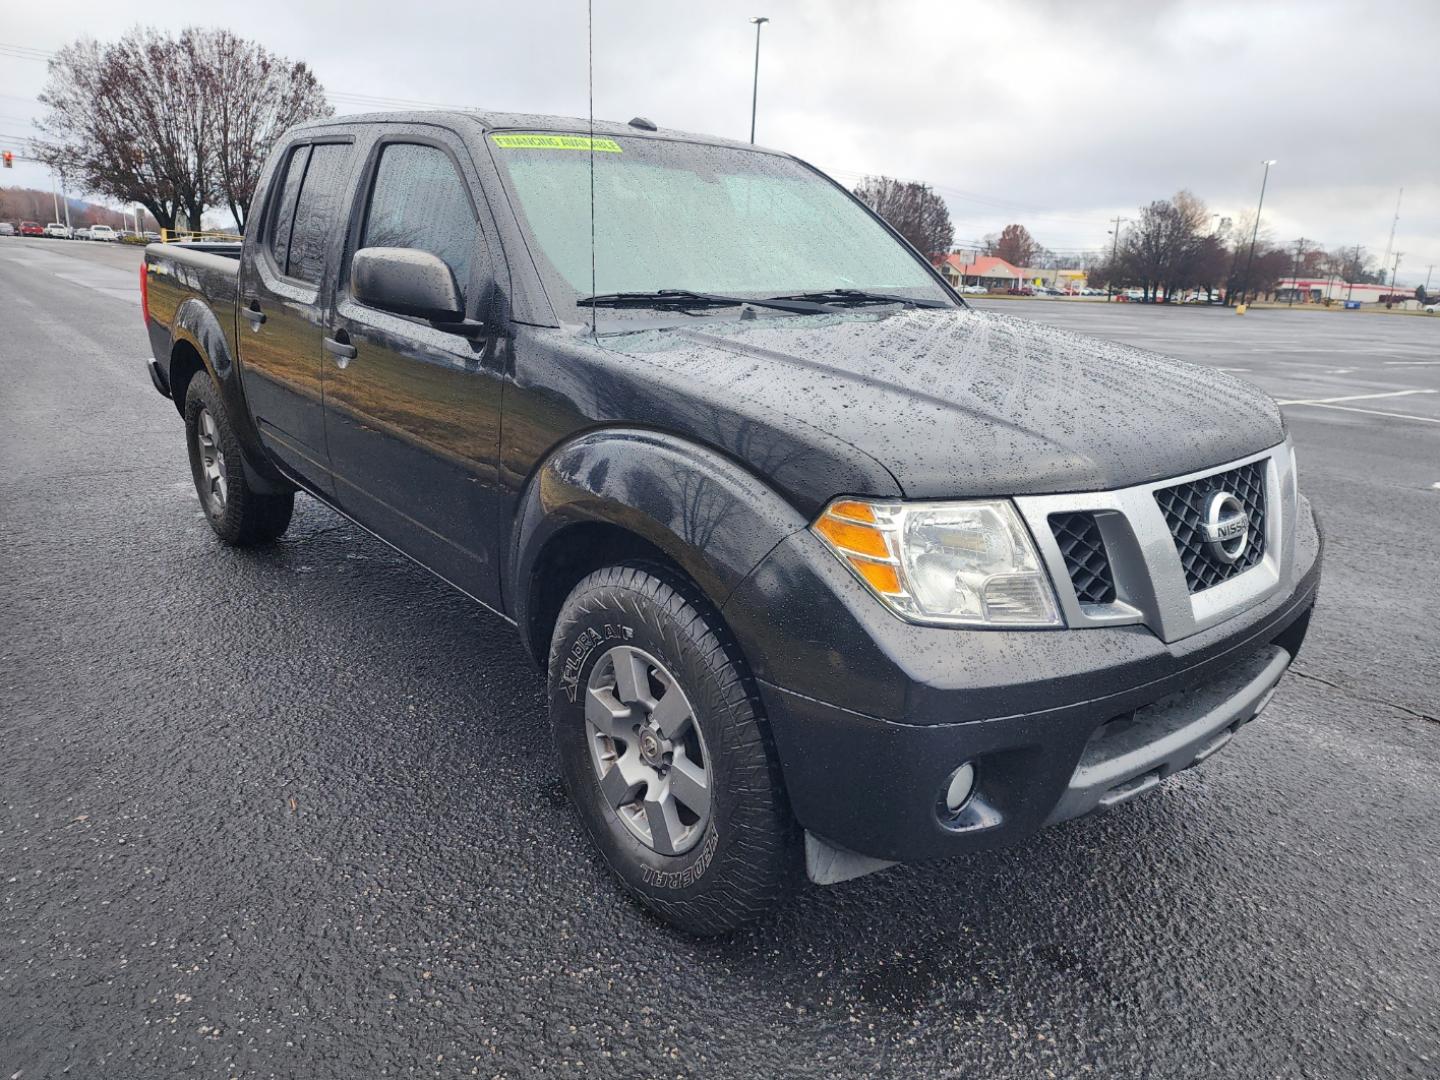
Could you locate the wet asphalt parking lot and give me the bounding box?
[2,238,1437,1079]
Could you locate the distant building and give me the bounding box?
[931,254,1023,289]
[1019,267,1088,291]
[1274,277,1419,307]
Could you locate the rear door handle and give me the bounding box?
[323,334,357,362]
[242,301,266,326]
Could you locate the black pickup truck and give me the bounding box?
[141,111,1322,934]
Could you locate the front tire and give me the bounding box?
[183,377,293,546]
[549,562,799,935]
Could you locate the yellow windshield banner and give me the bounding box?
[491,134,623,152]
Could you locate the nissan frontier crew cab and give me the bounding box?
[141,111,1322,935]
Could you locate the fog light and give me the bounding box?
[942,762,976,812]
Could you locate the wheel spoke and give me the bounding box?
[585,685,633,739]
[642,793,683,856]
[668,755,710,820]
[648,683,692,740]
[598,747,648,810]
[610,648,653,708]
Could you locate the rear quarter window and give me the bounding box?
[266,145,310,274]
[286,143,352,285]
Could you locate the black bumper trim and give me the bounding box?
[759,568,1318,863]
[146,357,171,398]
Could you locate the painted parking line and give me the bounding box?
[1288,402,1440,425]
[1275,389,1437,406]
[1384,361,1440,367]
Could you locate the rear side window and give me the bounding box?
[360,143,479,300]
[286,143,352,285]
[266,145,309,273]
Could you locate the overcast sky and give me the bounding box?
[2,0,1436,284]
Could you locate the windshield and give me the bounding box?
[489,132,950,310]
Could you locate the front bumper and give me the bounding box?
[723,493,1322,864]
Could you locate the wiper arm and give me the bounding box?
[767,288,950,309]
[576,289,831,314]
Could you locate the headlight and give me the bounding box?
[813,498,1061,628]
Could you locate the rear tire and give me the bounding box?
[183,377,293,546]
[549,562,799,935]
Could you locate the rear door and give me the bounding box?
[321,129,506,607]
[237,136,355,493]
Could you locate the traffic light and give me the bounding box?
[2,151,12,169]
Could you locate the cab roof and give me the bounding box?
[290,109,767,153]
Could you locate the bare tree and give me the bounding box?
[197,31,330,229]
[35,28,330,231]
[852,175,954,257]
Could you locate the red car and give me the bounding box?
[19,221,43,237]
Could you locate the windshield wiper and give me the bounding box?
[766,288,950,309]
[576,289,831,315]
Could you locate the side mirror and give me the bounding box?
[351,247,463,322]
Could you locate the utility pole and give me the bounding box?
[1389,252,1403,307]
[748,16,769,145]
[1106,216,1126,300]
[1288,237,1307,306]
[1240,160,1276,306]
[1426,265,1434,294]
[1379,187,1402,286]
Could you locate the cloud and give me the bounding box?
[3,0,1435,277]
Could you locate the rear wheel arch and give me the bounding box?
[168,339,208,415]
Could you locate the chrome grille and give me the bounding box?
[1153,460,1267,593]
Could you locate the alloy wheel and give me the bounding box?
[195,406,227,514]
[584,644,712,855]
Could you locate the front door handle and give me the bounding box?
[324,334,357,362]
[242,301,266,326]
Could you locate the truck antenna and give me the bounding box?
[588,0,597,336]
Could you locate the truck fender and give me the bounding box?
[507,427,810,655]
[169,298,291,493]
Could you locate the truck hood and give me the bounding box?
[605,307,1284,498]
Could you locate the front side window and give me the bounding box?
[360,143,479,301]
[490,133,948,309]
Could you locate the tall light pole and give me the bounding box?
[1288,237,1307,306]
[1106,216,1127,301]
[1240,159,1276,305]
[748,16,769,144]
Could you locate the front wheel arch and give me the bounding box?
[507,427,810,663]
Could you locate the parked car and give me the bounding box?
[73,226,92,240]
[0,222,14,237]
[1424,302,1438,314]
[87,224,117,242]
[140,110,1321,934]
[20,221,44,237]
[43,223,72,239]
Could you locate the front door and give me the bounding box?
[321,135,505,608]
[238,139,355,494]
